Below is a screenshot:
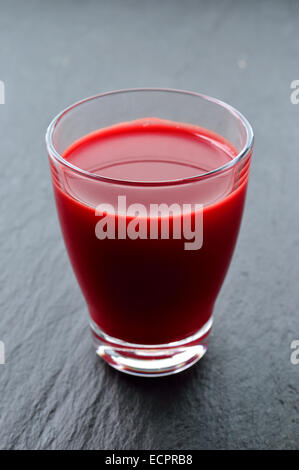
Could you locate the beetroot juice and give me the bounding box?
[50,118,250,345]
[46,89,253,376]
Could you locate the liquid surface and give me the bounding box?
[63,118,236,182]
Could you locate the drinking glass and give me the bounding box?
[46,89,253,377]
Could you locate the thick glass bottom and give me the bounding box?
[90,317,213,377]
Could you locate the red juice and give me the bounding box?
[50,118,250,345]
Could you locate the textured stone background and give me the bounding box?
[0,0,299,450]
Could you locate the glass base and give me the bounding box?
[90,317,213,377]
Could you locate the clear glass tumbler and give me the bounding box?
[46,88,253,377]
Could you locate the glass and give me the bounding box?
[46,88,253,377]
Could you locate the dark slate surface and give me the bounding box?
[0,0,299,450]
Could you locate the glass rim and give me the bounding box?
[45,87,254,187]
